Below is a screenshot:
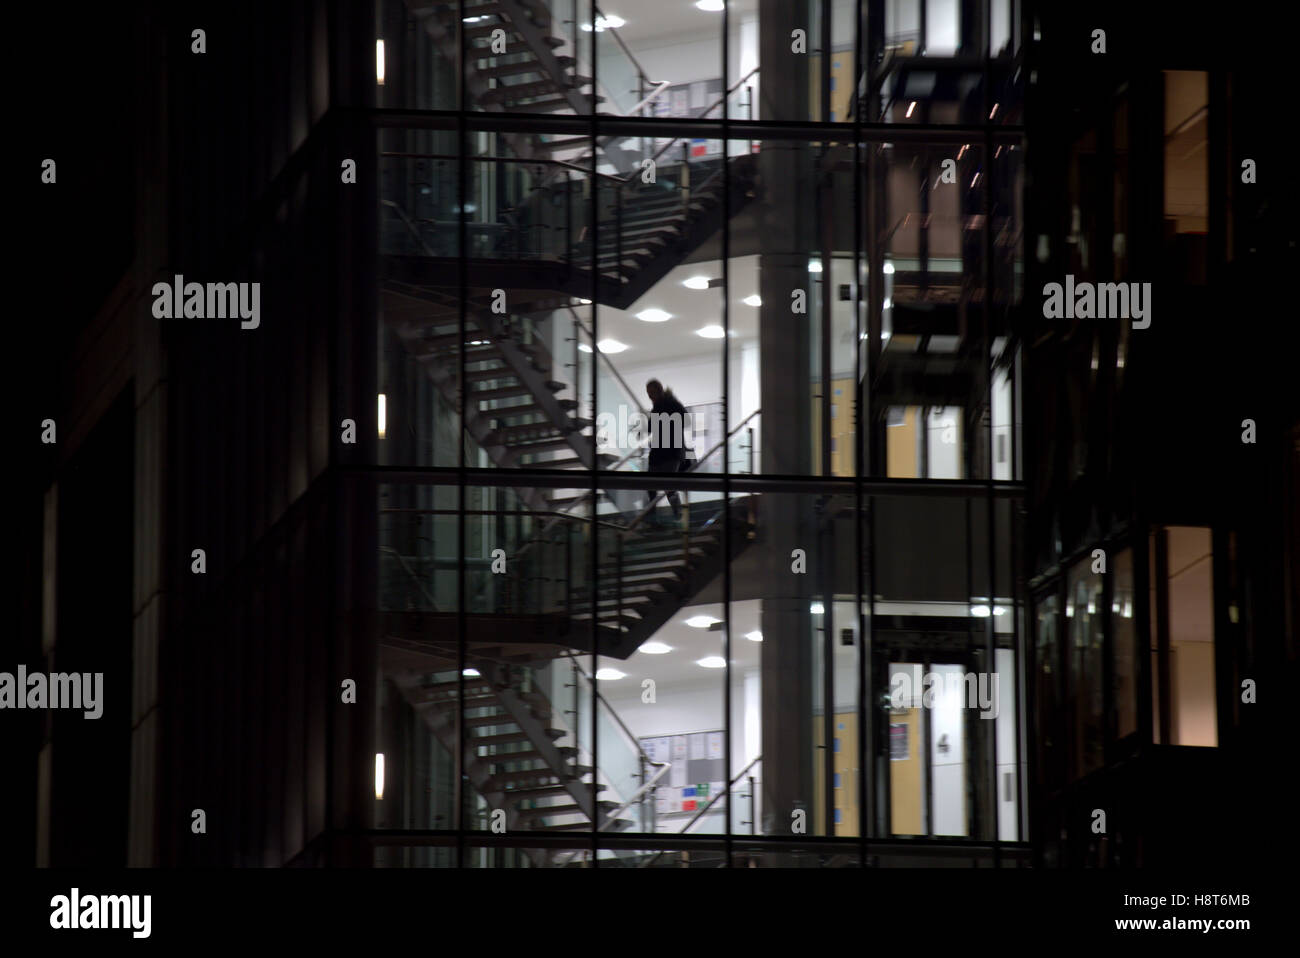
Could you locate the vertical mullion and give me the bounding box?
[454,0,468,871]
[853,0,868,863]
[722,0,733,869]
[588,0,600,868]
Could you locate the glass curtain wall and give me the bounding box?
[373,0,1024,867]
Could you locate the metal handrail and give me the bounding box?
[594,3,657,111]
[598,758,671,830]
[561,651,657,769]
[638,754,762,867]
[380,151,625,183]
[639,66,760,173]
[567,304,649,421]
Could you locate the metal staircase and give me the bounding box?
[381,641,665,865]
[563,495,756,657]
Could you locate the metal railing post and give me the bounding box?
[616,181,624,287]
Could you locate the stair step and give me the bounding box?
[506,95,603,112]
[490,765,594,789]
[507,436,581,452]
[485,745,577,765]
[478,37,566,58]
[502,780,602,800]
[537,135,590,151]
[458,712,514,728]
[420,679,492,696]
[616,546,708,562]
[464,365,515,383]
[571,609,645,623]
[571,594,655,609]
[466,23,516,40]
[545,380,567,392]
[514,799,619,820]
[486,422,564,443]
[475,383,533,402]
[545,818,634,831]
[482,79,565,103]
[471,730,531,747]
[480,60,546,80]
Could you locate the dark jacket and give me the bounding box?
[647,390,689,468]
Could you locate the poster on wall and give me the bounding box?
[890,723,910,761]
[640,730,727,815]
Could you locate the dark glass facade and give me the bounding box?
[10,0,1297,876]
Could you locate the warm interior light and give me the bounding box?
[685,614,721,628]
[637,308,672,322]
[696,325,725,338]
[376,40,385,85]
[743,294,762,306]
[377,393,387,438]
[683,276,711,290]
[745,630,763,642]
[595,668,626,680]
[697,656,726,669]
[640,641,673,654]
[374,753,385,800]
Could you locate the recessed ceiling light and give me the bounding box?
[745,630,763,642]
[575,297,593,305]
[640,641,673,654]
[696,0,724,11]
[600,14,625,28]
[743,294,762,307]
[883,261,895,274]
[684,614,721,628]
[462,668,480,677]
[682,276,711,290]
[696,325,725,338]
[808,260,823,273]
[578,343,593,353]
[883,297,892,309]
[595,668,626,680]
[596,338,628,353]
[637,308,672,322]
[810,602,825,615]
[463,15,487,23]
[697,656,726,669]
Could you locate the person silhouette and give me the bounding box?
[644,379,690,525]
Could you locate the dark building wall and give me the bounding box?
[14,0,380,867]
[1021,0,1300,867]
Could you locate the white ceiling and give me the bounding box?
[597,1,757,46]
[589,597,762,690]
[576,254,761,364]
